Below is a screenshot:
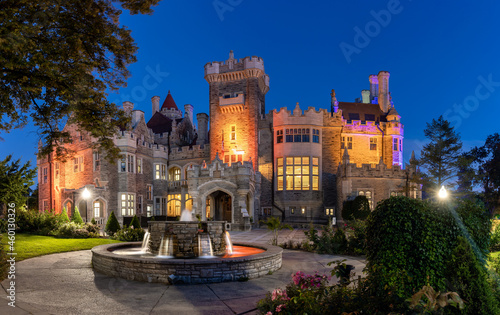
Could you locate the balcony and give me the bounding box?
[219,94,245,113]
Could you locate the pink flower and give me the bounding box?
[276,304,285,313]
[266,312,272,315]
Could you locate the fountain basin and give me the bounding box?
[148,221,227,258]
[91,242,283,284]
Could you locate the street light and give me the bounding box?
[438,185,448,200]
[82,187,91,199]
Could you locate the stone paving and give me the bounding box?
[0,228,366,315]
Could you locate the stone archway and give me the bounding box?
[63,200,73,218]
[207,191,232,222]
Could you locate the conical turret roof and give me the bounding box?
[161,90,178,110]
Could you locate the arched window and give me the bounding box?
[93,199,104,217]
[167,194,181,217]
[169,167,181,181]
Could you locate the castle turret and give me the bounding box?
[184,104,194,126]
[151,96,160,115]
[361,90,370,103]
[204,51,269,170]
[122,101,134,114]
[377,71,390,112]
[196,113,208,145]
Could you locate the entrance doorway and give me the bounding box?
[78,200,87,222]
[206,191,232,222]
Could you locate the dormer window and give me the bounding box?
[223,93,231,99]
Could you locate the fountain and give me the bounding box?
[92,215,283,284]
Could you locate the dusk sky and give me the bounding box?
[2,0,500,181]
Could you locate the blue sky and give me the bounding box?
[2,0,500,179]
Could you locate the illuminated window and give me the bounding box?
[43,167,48,184]
[93,200,103,217]
[290,207,295,215]
[390,191,404,197]
[370,138,377,150]
[312,129,319,143]
[358,190,373,209]
[206,198,211,219]
[276,129,283,143]
[230,125,236,142]
[185,194,193,212]
[393,138,398,151]
[285,156,310,190]
[146,205,152,217]
[169,167,181,181]
[325,208,334,216]
[301,207,305,215]
[120,193,135,216]
[312,157,319,190]
[277,157,284,191]
[146,185,152,200]
[167,194,182,217]
[155,164,160,179]
[92,152,100,171]
[74,156,83,173]
[161,164,166,180]
[341,137,352,150]
[137,158,142,174]
[55,163,59,179]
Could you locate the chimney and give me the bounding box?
[369,75,378,102]
[151,96,160,115]
[122,101,133,114]
[361,90,370,103]
[184,104,194,126]
[196,113,209,145]
[377,71,390,112]
[131,110,144,128]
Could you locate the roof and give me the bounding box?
[146,112,173,134]
[387,107,400,116]
[338,102,386,122]
[161,90,178,110]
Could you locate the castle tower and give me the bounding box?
[377,71,390,113]
[204,51,270,169]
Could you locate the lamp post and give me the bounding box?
[438,185,448,200]
[82,187,91,222]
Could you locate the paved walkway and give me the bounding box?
[0,229,365,315]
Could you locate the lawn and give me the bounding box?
[1,233,122,261]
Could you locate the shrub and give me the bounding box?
[342,196,371,221]
[445,236,500,314]
[53,222,99,238]
[105,211,120,236]
[16,209,63,235]
[345,219,367,255]
[72,206,84,224]
[0,218,7,233]
[114,226,145,242]
[490,222,500,252]
[90,217,97,225]
[61,207,70,223]
[129,215,141,229]
[85,222,100,237]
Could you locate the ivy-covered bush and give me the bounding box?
[105,211,120,236]
[114,226,145,242]
[365,196,498,313]
[61,207,70,223]
[490,221,500,252]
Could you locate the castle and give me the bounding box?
[37,51,420,230]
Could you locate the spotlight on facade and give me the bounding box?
[82,187,91,200]
[438,186,448,200]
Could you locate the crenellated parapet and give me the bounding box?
[338,158,409,179]
[169,144,210,161]
[272,103,327,126]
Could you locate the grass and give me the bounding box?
[1,233,122,261]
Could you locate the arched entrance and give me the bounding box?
[63,200,73,218]
[206,191,232,222]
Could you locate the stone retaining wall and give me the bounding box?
[92,242,282,284]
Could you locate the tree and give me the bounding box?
[457,133,500,212]
[129,215,141,229]
[105,211,121,236]
[61,207,70,223]
[72,206,84,224]
[0,155,37,214]
[0,0,160,162]
[418,116,462,195]
[342,195,371,220]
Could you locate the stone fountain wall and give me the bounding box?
[148,221,226,258]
